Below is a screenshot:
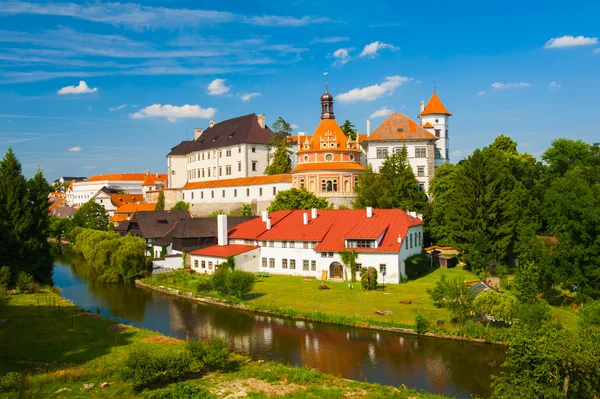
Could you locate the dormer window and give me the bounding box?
[346,239,375,249]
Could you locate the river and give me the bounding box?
[53,251,505,398]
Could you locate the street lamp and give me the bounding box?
[382,271,386,289]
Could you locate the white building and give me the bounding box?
[189,208,423,284]
[418,91,452,166]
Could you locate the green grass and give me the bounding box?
[0,288,452,398]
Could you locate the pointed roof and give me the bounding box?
[298,119,361,153]
[419,92,452,116]
[423,122,435,128]
[142,172,156,186]
[363,113,439,142]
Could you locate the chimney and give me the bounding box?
[209,120,216,128]
[366,120,371,137]
[217,214,228,246]
[366,207,373,218]
[194,128,203,140]
[420,100,425,113]
[397,234,402,243]
[266,218,271,230]
[303,212,309,225]
[311,208,317,219]
[416,213,423,220]
[410,211,417,218]
[257,114,266,129]
[261,210,268,222]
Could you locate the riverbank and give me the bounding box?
[137,270,510,345]
[0,287,452,398]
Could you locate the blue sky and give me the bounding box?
[0,0,598,180]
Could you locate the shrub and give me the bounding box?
[0,287,7,305]
[360,267,378,290]
[225,270,254,299]
[211,268,229,296]
[427,274,474,324]
[473,291,518,323]
[121,348,192,390]
[15,272,33,294]
[405,253,431,280]
[0,372,30,393]
[148,383,214,399]
[0,266,10,289]
[188,337,231,371]
[579,300,600,328]
[516,302,550,328]
[415,314,429,335]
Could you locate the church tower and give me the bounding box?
[418,90,451,165]
[320,83,335,120]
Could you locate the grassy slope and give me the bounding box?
[0,288,450,398]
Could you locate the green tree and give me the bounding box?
[267,188,330,212]
[514,261,541,304]
[270,116,293,135]
[360,267,378,290]
[240,204,253,216]
[339,249,358,282]
[264,138,292,175]
[171,201,190,211]
[428,274,474,324]
[155,190,165,211]
[427,163,459,245]
[473,291,518,323]
[340,120,357,140]
[221,255,236,271]
[72,200,109,231]
[353,165,380,209]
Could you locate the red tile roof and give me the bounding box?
[183,174,292,190]
[142,172,156,186]
[110,203,157,222]
[419,92,452,116]
[190,244,259,258]
[108,194,144,207]
[86,173,168,184]
[298,119,361,153]
[291,162,365,172]
[422,122,434,128]
[364,114,438,142]
[228,209,422,253]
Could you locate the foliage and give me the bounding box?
[121,347,192,391]
[225,270,255,299]
[353,149,427,212]
[148,383,214,399]
[188,336,231,371]
[211,267,229,296]
[267,188,330,212]
[579,300,600,328]
[270,116,293,135]
[473,291,518,323]
[171,201,190,211]
[0,372,29,393]
[514,261,540,304]
[207,210,224,217]
[0,149,53,283]
[427,275,473,324]
[265,137,292,175]
[516,302,551,329]
[405,252,432,280]
[155,190,165,211]
[415,313,429,335]
[360,267,378,290]
[240,203,253,216]
[72,200,109,231]
[339,249,358,282]
[48,215,72,239]
[340,119,357,140]
[222,256,236,272]
[15,271,33,293]
[0,266,10,289]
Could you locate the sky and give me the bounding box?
[0,0,599,181]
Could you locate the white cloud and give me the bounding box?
[83,165,96,169]
[310,37,350,44]
[69,146,82,152]
[243,15,329,27]
[450,150,463,158]
[109,104,127,111]
[57,80,97,95]
[337,76,411,103]
[207,79,231,96]
[544,35,598,48]
[491,82,532,90]
[548,81,561,90]
[240,92,261,101]
[369,106,393,119]
[477,91,487,96]
[131,104,216,123]
[332,48,351,66]
[290,124,298,130]
[359,41,399,58]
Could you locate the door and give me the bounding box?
[329,262,343,279]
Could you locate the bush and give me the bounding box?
[579,300,600,328]
[516,302,550,328]
[188,337,231,371]
[0,266,10,289]
[211,268,229,296]
[415,314,429,335]
[405,253,431,280]
[15,272,33,294]
[121,348,192,390]
[360,267,378,290]
[427,274,474,324]
[226,270,254,299]
[0,372,30,393]
[473,291,518,323]
[148,383,214,399]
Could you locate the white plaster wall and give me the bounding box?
[152,255,183,270]
[183,181,291,205]
[70,180,143,207]
[189,248,260,274]
[420,114,450,162]
[168,155,188,189]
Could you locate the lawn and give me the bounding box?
[0,288,451,398]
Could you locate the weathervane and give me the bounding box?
[324,70,329,91]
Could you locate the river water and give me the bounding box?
[53,252,505,398]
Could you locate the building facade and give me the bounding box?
[418,91,452,166]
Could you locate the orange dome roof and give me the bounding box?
[419,92,452,116]
[298,119,361,153]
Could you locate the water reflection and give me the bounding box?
[53,253,504,398]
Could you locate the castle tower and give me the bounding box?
[418,90,451,165]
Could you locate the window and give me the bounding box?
[446,149,449,160]
[434,129,441,138]
[207,168,211,177]
[259,188,263,196]
[252,147,256,153]
[310,242,316,249]
[347,240,374,248]
[246,188,250,196]
[269,258,275,268]
[405,238,408,249]
[325,153,333,161]
[252,161,257,171]
[321,179,338,192]
[234,189,237,197]
[321,252,333,258]
[269,241,274,247]
[191,192,194,200]
[226,149,231,157]
[435,149,442,159]
[219,150,222,158]
[211,191,214,198]
[446,129,449,138]
[202,169,205,178]
[300,178,305,188]
[238,162,242,172]
[194,260,198,268]
[222,190,225,198]
[282,259,288,269]
[202,261,206,269]
[393,147,403,154]
[376,147,388,159]
[303,260,309,271]
[202,153,205,160]
[238,146,242,153]
[311,260,316,271]
[290,241,295,248]
[219,166,222,176]
[261,241,267,247]
[380,264,387,275]
[418,183,425,191]
[356,263,362,273]
[207,152,210,160]
[282,241,287,248]
[302,241,308,249]
[226,166,231,175]
[410,233,413,248]
[415,148,427,158]
[262,257,267,268]
[290,259,296,269]
[208,261,213,270]
[417,166,425,177]
[273,187,276,195]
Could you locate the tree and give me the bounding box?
[428,274,474,324]
[339,249,358,282]
[473,291,518,323]
[156,190,165,211]
[72,200,109,231]
[267,188,330,212]
[514,261,541,304]
[221,255,236,271]
[171,201,190,211]
[264,137,292,175]
[340,120,357,140]
[240,204,253,216]
[360,267,378,290]
[270,116,293,135]
[353,165,380,209]
[427,163,459,245]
